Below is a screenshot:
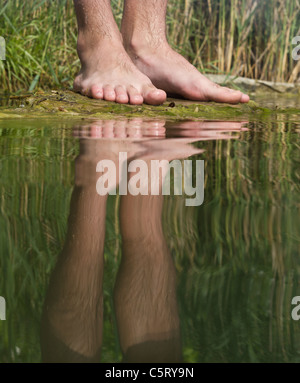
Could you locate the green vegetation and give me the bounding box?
[0,0,299,93]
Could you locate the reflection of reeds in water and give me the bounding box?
[162,117,300,362]
[0,121,77,361]
[0,118,300,361]
[0,0,299,92]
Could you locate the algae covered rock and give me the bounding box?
[0,89,299,121]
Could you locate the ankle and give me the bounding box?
[77,29,122,53]
[76,30,124,65]
[121,28,168,58]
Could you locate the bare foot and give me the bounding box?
[125,42,250,104]
[73,37,166,106]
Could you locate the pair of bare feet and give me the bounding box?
[73,0,250,106]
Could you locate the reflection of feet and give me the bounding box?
[166,120,248,140]
[136,138,204,163]
[125,41,249,104]
[73,37,166,106]
[72,118,248,197]
[73,119,248,141]
[73,119,166,140]
[74,134,145,189]
[73,119,204,193]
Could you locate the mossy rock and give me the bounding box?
[0,89,299,121]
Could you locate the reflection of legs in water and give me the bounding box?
[41,141,109,363]
[114,169,182,362]
[41,124,206,362]
[41,123,169,363]
[114,138,204,362]
[41,187,107,362]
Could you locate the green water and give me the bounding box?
[0,114,300,363]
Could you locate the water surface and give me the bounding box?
[0,114,300,363]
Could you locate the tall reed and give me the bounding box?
[0,0,299,92]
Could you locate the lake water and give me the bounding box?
[0,109,300,362]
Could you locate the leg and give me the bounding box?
[121,0,250,104]
[73,0,166,105]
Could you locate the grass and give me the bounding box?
[0,0,299,93]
